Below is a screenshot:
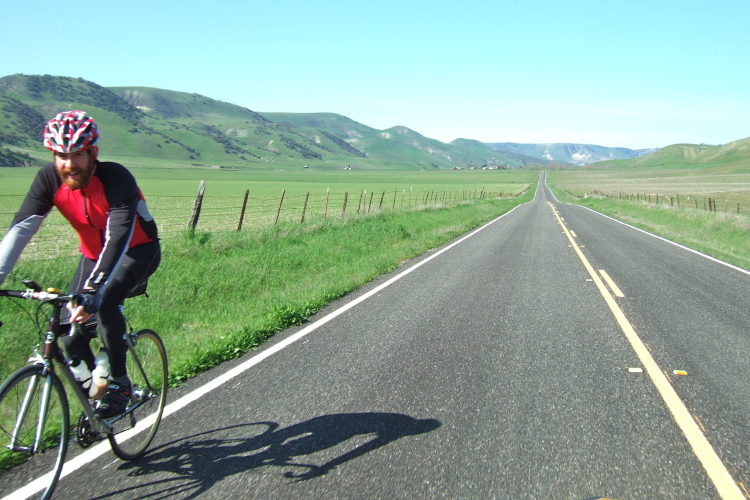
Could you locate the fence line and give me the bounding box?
[583,189,748,216]
[188,184,527,233]
[0,182,528,262]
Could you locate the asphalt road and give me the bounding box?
[7,174,750,499]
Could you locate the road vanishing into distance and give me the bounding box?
[7,173,750,499]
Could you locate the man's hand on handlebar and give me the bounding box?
[69,288,100,323]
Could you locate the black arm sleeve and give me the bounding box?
[85,163,139,289]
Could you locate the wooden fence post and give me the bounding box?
[369,191,374,212]
[237,189,249,231]
[188,180,205,232]
[274,189,285,225]
[301,191,310,223]
[379,191,385,210]
[342,192,348,215]
[324,187,330,220]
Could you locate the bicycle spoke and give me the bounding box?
[108,329,168,460]
[0,366,69,500]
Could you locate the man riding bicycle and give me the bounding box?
[0,111,160,419]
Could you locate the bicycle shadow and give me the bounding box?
[99,412,441,499]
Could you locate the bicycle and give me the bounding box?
[0,280,168,500]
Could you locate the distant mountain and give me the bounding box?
[3,74,745,171]
[486,142,658,166]
[261,113,536,168]
[0,74,521,170]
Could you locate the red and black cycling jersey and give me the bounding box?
[0,161,158,289]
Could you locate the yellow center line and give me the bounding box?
[548,202,743,499]
[598,269,625,298]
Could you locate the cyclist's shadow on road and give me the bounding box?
[114,412,441,498]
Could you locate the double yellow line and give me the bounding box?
[548,202,744,499]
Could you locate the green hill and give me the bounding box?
[593,138,750,170]
[257,113,526,168]
[4,74,746,172]
[0,74,518,170]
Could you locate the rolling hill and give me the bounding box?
[0,74,529,170]
[592,138,750,170]
[3,74,746,171]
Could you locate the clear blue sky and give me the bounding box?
[2,0,748,149]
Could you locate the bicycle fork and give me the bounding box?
[8,372,47,454]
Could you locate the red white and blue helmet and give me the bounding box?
[43,111,100,153]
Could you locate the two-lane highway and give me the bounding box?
[7,174,750,499]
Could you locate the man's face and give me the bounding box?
[54,147,98,190]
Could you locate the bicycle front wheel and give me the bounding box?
[108,329,168,460]
[0,364,70,500]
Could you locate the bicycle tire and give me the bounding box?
[0,364,70,500]
[108,329,168,460]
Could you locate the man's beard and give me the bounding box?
[59,156,96,190]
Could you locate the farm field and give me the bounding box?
[0,165,536,246]
[550,166,750,214]
[0,162,536,199]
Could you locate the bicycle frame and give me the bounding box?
[12,290,115,440]
[7,290,159,443]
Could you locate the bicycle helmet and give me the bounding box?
[43,110,100,153]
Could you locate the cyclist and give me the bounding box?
[0,111,160,419]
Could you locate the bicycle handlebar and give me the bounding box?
[0,288,70,304]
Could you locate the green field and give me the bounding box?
[0,162,534,198]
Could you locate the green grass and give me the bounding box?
[0,185,535,385]
[0,165,537,198]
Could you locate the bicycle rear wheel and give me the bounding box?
[108,329,168,460]
[0,365,69,500]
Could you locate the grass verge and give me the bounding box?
[547,180,750,271]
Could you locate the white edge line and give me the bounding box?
[6,195,533,500]
[577,205,750,276]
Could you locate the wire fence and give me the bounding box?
[0,182,529,262]
[583,190,749,215]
